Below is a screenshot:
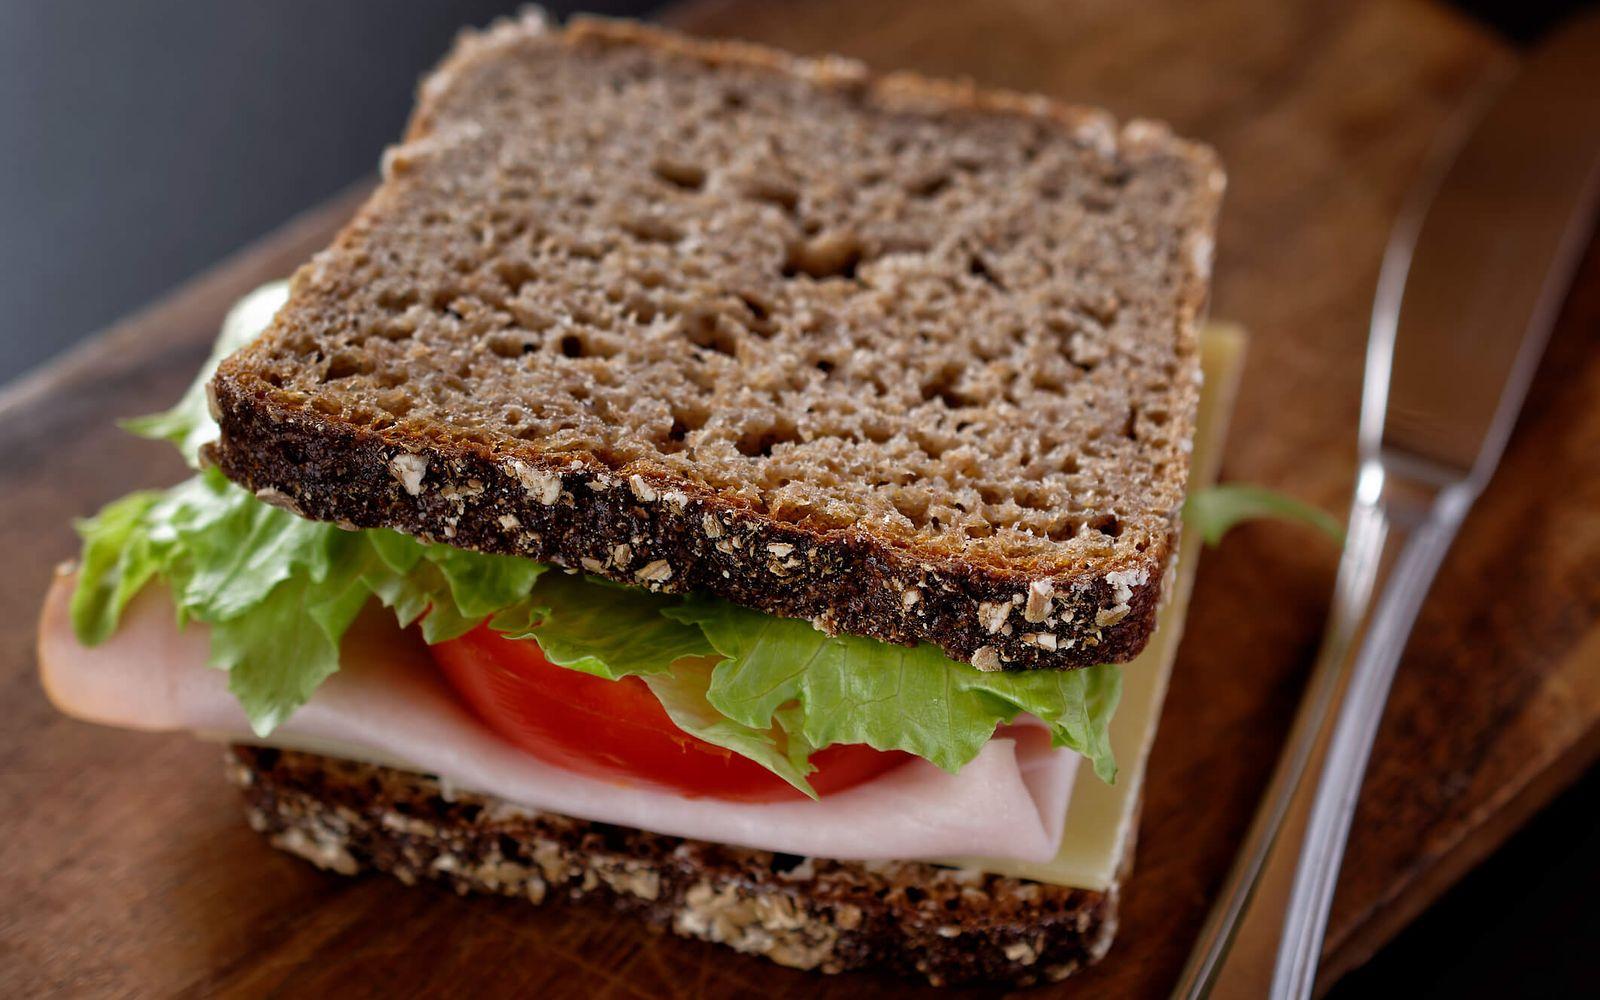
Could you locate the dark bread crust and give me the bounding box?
[208,393,1161,669]
[210,14,1219,669]
[229,745,1118,987]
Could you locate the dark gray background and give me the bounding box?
[2,2,1595,995]
[0,0,650,380]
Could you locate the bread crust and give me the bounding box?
[229,745,1118,987]
[210,13,1221,669]
[209,390,1162,668]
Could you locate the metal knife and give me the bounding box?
[1175,12,1600,998]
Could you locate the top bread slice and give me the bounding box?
[209,12,1224,670]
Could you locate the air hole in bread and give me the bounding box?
[735,291,772,323]
[375,316,416,341]
[683,362,716,392]
[494,259,538,292]
[967,255,1004,290]
[324,352,368,381]
[620,214,683,244]
[1033,371,1066,392]
[1088,514,1122,538]
[861,421,892,445]
[1047,518,1083,542]
[681,309,739,357]
[742,177,800,213]
[662,407,707,450]
[486,333,532,359]
[651,158,706,191]
[1012,484,1048,511]
[908,171,951,198]
[623,295,658,323]
[920,366,969,409]
[737,420,798,459]
[1080,191,1114,214]
[913,428,952,460]
[377,287,418,311]
[782,233,862,280]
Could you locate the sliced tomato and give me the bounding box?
[429,623,909,802]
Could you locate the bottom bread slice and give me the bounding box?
[227,745,1120,987]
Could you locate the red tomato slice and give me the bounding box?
[429,623,909,802]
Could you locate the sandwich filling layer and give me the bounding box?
[40,579,1077,863]
[38,297,1240,887]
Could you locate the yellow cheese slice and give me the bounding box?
[944,322,1246,890]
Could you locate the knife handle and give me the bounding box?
[1269,467,1474,997]
[1172,460,1472,999]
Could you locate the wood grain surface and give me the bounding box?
[2,0,1595,996]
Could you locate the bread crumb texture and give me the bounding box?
[231,745,1118,987]
[213,14,1222,666]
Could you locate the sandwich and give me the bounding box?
[38,14,1237,987]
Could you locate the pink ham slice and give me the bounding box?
[38,571,1080,863]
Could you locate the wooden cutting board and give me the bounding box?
[3,0,1596,996]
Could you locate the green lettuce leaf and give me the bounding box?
[508,572,716,679]
[210,575,348,735]
[643,662,817,798]
[669,598,1123,782]
[1184,483,1343,546]
[173,475,346,622]
[70,490,166,645]
[70,469,550,735]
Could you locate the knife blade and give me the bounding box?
[1175,12,1600,998]
[1376,14,1600,483]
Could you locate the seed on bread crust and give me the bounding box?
[387,453,428,496]
[229,744,1121,988]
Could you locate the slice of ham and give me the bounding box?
[38,572,1080,863]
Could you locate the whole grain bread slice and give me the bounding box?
[230,745,1121,987]
[209,12,1223,669]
